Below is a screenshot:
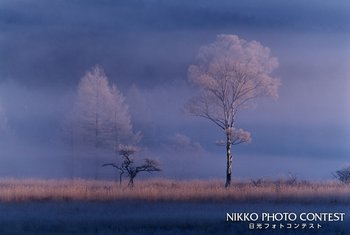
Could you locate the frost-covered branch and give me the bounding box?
[216,127,251,146]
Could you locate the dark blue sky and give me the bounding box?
[1,0,349,87]
[0,0,349,180]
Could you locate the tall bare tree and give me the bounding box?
[186,34,279,187]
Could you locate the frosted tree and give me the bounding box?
[186,34,279,187]
[64,65,134,178]
[109,84,141,145]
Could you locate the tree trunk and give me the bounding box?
[128,177,134,187]
[94,148,99,180]
[119,172,124,185]
[94,111,99,180]
[225,134,232,188]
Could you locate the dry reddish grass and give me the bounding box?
[0,178,349,203]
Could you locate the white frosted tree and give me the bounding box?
[64,65,135,178]
[77,66,111,147]
[186,34,279,187]
[109,84,140,145]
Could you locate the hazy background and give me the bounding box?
[0,0,349,180]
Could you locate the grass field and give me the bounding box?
[1,178,349,234]
[0,178,349,203]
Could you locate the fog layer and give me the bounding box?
[0,0,349,180]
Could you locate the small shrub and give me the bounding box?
[251,178,265,187]
[287,173,297,185]
[333,166,350,184]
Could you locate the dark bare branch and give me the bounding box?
[103,145,161,187]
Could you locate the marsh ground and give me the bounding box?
[1,201,349,234]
